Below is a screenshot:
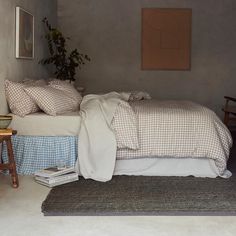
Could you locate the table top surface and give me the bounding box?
[0,130,17,140]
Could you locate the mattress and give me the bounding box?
[9,112,81,136]
[7,99,231,179]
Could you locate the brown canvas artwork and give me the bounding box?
[142,8,192,70]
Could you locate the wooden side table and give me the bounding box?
[0,130,19,188]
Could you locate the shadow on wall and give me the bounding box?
[0,0,57,115]
[0,72,9,114]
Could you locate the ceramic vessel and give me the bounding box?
[0,115,12,129]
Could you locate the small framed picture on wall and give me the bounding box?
[15,6,34,59]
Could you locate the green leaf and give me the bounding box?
[39,18,91,81]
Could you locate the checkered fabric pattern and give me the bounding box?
[49,79,83,105]
[116,100,233,175]
[1,136,77,175]
[4,80,43,117]
[111,100,139,150]
[24,86,80,116]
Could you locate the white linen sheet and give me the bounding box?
[9,112,81,136]
[75,92,130,182]
[76,158,231,178]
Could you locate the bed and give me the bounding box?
[2,92,232,181]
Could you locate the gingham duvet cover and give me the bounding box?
[112,100,232,176]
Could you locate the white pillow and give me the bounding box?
[24,86,80,116]
[5,80,42,117]
[128,91,151,101]
[49,79,82,105]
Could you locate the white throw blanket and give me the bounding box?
[75,92,130,181]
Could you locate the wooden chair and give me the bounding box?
[222,96,236,126]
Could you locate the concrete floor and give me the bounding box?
[1,174,236,236]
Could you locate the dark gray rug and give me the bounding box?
[42,175,236,216]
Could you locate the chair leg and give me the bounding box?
[224,112,230,126]
[0,143,3,164]
[6,139,19,188]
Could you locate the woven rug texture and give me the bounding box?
[42,174,236,216]
[42,132,236,216]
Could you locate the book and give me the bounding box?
[34,166,75,178]
[35,172,78,184]
[0,128,12,135]
[35,175,78,188]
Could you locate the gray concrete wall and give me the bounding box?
[0,0,57,114]
[58,0,236,116]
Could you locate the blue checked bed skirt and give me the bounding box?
[1,136,78,175]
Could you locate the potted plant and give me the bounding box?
[39,18,90,82]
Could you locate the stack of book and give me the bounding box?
[0,128,13,135]
[34,166,78,187]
